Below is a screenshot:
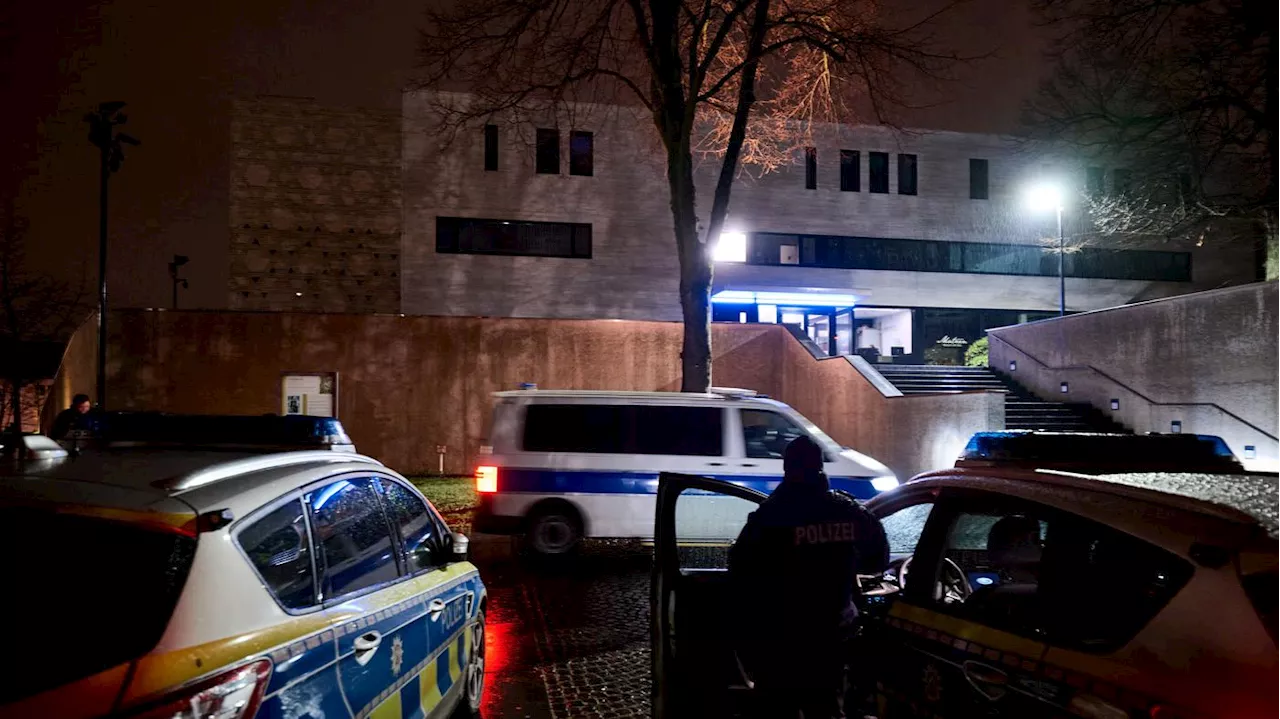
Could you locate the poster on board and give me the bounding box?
[281,373,337,417]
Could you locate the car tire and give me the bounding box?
[453,610,485,717]
[525,504,582,556]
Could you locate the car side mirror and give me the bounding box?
[451,532,470,561]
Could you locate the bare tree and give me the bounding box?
[0,211,90,433]
[1026,0,1275,274]
[417,0,965,391]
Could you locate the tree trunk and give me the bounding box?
[9,377,20,435]
[667,144,713,392]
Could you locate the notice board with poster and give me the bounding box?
[281,373,338,417]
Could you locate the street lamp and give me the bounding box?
[168,254,189,309]
[712,231,747,263]
[1025,182,1065,317]
[86,101,140,409]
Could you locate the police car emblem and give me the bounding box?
[391,635,405,676]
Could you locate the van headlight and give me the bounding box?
[871,475,899,491]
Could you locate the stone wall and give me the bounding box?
[988,282,1279,471]
[76,310,1003,478]
[228,97,401,313]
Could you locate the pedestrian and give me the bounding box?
[728,435,888,719]
[50,393,93,440]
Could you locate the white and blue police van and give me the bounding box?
[472,387,898,555]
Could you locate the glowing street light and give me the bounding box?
[712,231,747,263]
[1025,181,1066,316]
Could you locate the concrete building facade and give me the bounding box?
[230,93,1257,364]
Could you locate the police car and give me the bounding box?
[652,432,1277,718]
[474,388,896,555]
[0,413,486,719]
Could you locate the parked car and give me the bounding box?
[0,414,486,719]
[651,434,1278,718]
[473,387,897,555]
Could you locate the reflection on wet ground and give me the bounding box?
[480,541,652,718]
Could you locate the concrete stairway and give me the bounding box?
[872,364,1128,433]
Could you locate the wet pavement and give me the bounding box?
[478,541,653,719]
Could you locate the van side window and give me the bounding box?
[741,410,807,459]
[523,404,723,456]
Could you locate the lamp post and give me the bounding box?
[168,254,189,309]
[85,102,140,409]
[1026,183,1066,317]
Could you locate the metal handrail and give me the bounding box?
[162,451,383,493]
[987,333,1278,441]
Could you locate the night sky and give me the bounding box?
[3,0,1048,311]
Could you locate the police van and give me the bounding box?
[472,387,897,555]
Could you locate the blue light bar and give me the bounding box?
[711,290,858,307]
[69,412,356,452]
[957,431,1244,473]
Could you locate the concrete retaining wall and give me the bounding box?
[52,311,1002,479]
[987,282,1279,471]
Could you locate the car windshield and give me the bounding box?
[0,508,197,703]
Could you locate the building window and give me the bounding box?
[1113,168,1132,195]
[897,154,918,195]
[570,131,594,176]
[1086,166,1105,196]
[969,158,989,199]
[840,150,860,192]
[436,216,591,258]
[804,147,818,190]
[535,128,560,174]
[745,231,1191,282]
[483,125,499,171]
[869,152,889,193]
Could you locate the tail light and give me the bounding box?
[128,658,272,719]
[476,465,498,493]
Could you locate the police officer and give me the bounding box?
[728,435,888,719]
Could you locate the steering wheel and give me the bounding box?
[899,556,973,604]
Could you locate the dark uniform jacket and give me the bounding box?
[728,480,888,677]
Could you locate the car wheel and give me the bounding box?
[453,611,485,717]
[526,506,582,556]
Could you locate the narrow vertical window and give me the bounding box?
[897,153,918,195]
[840,150,860,192]
[536,128,560,174]
[804,147,818,190]
[569,131,594,176]
[969,158,989,199]
[483,124,499,171]
[869,152,889,193]
[1086,166,1105,196]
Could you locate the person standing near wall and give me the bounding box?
[50,393,93,439]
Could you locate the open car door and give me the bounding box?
[652,472,767,719]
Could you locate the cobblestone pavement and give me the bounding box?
[479,541,653,719]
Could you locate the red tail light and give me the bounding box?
[476,465,498,493]
[129,658,272,719]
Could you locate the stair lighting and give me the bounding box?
[1170,420,1182,434]
[1060,382,1068,393]
[1110,399,1119,410]
[1245,445,1257,459]
[1009,361,1017,371]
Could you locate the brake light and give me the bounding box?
[129,658,272,719]
[476,465,498,493]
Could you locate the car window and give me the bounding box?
[879,502,933,555]
[238,499,316,609]
[0,508,196,705]
[307,478,401,599]
[379,478,444,573]
[741,409,806,459]
[522,404,722,455]
[933,500,1192,650]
